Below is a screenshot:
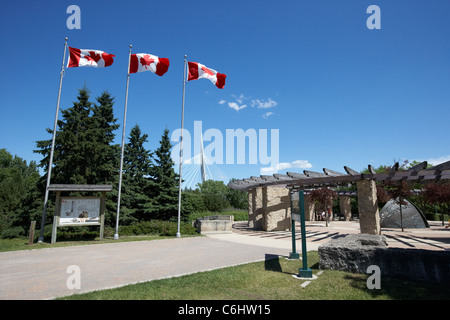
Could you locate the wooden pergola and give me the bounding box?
[228,160,450,235]
[228,160,450,191]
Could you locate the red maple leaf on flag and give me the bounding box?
[201,65,215,76]
[88,51,102,64]
[140,55,155,69]
[83,54,94,64]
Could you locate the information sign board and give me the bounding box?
[59,197,101,226]
[291,213,301,222]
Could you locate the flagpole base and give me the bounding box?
[113,234,119,240]
[176,232,181,238]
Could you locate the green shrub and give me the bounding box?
[119,220,197,237]
[38,226,99,241]
[187,210,248,225]
[1,226,25,239]
[424,213,449,222]
[226,209,248,221]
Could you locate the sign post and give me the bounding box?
[28,221,36,245]
[47,184,112,244]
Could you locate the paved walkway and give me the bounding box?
[228,220,450,251]
[0,220,449,300]
[0,236,289,300]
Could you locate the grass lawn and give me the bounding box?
[57,251,450,300]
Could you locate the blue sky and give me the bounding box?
[1,0,449,188]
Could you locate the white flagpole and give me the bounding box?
[200,132,207,183]
[114,44,133,240]
[38,37,68,243]
[176,55,187,238]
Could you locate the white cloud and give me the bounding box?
[232,93,248,104]
[262,112,274,119]
[220,95,278,114]
[425,155,450,166]
[228,102,247,111]
[260,160,313,175]
[251,98,278,109]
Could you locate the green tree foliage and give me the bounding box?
[3,86,255,240]
[0,149,41,237]
[35,87,121,228]
[121,125,155,222]
[150,128,179,221]
[90,91,120,184]
[181,188,207,216]
[197,180,230,212]
[35,87,119,185]
[226,178,248,210]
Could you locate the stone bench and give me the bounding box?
[193,215,234,235]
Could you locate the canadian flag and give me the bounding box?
[188,62,226,89]
[129,53,170,76]
[67,47,115,68]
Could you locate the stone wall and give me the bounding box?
[194,215,234,234]
[319,234,450,283]
[247,186,291,231]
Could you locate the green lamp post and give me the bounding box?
[295,189,312,278]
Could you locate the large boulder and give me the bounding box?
[318,234,450,283]
[318,234,387,273]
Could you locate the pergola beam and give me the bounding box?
[228,160,450,191]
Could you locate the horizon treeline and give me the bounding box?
[0,86,247,239]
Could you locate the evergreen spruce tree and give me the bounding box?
[35,87,122,227]
[91,91,125,226]
[151,128,179,221]
[121,125,155,222]
[91,91,120,184]
[35,87,93,185]
[35,87,119,185]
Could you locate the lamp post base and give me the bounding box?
[288,252,300,260]
[298,268,313,279]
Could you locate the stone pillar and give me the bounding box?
[339,196,352,221]
[247,189,255,228]
[253,187,264,230]
[304,196,315,221]
[262,186,291,231]
[356,179,381,235]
